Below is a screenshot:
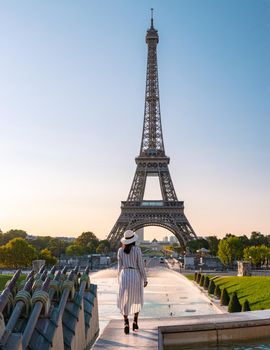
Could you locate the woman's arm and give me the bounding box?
[117,248,123,282]
[137,247,148,286]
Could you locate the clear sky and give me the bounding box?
[0,0,269,240]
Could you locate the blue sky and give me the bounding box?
[0,1,269,240]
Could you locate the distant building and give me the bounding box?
[59,254,111,269]
[26,234,37,241]
[140,239,167,252]
[183,254,223,271]
[163,236,168,242]
[184,255,195,269]
[136,228,144,242]
[150,239,159,251]
[169,236,178,243]
[201,256,223,271]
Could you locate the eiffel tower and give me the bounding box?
[108,11,197,247]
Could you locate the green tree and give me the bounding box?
[217,239,231,266]
[218,236,243,268]
[228,292,242,313]
[186,238,209,254]
[239,235,250,248]
[206,236,219,256]
[172,243,185,255]
[0,245,9,267]
[255,245,269,267]
[2,229,28,245]
[30,236,52,251]
[76,231,99,247]
[96,240,110,254]
[47,238,69,257]
[243,245,270,267]
[66,244,84,256]
[225,233,235,238]
[249,231,267,246]
[229,236,244,261]
[39,248,57,265]
[0,238,37,268]
[244,246,258,266]
[86,241,98,254]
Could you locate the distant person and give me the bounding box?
[117,230,148,334]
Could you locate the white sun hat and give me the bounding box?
[120,230,138,245]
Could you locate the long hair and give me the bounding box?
[123,241,135,254]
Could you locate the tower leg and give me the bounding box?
[107,215,130,249]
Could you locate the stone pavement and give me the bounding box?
[91,262,220,349]
[91,310,270,350]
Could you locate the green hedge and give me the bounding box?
[208,279,215,295]
[199,275,205,287]
[228,292,242,313]
[214,284,221,299]
[220,288,230,306]
[242,299,251,312]
[203,276,210,290]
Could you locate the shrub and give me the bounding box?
[199,275,205,287]
[208,279,215,295]
[194,272,198,281]
[228,292,242,313]
[242,299,251,312]
[196,273,201,284]
[214,285,221,299]
[203,276,210,290]
[220,288,230,306]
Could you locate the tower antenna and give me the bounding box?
[151,8,154,28]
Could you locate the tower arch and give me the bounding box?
[132,223,187,247]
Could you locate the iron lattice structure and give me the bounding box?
[108,14,197,247]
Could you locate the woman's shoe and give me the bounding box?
[133,321,139,331]
[124,320,129,334]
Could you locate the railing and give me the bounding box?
[121,200,184,208]
[141,201,164,206]
[0,264,99,350]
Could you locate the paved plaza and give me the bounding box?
[91,259,220,349]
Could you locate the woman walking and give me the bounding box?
[117,230,148,334]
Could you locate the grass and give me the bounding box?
[0,274,26,291]
[213,276,270,311]
[184,274,270,311]
[184,274,195,281]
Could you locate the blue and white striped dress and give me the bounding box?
[117,245,147,315]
